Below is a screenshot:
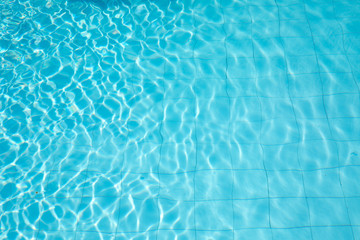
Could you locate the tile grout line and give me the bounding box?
[220,1,235,239]
[192,1,199,238]
[4,194,360,205]
[73,125,97,239]
[35,136,64,240]
[302,1,356,239]
[5,223,360,236]
[155,4,168,238]
[330,7,360,235]
[245,1,274,239]
[274,0,314,239]
[330,0,360,103]
[114,18,138,237]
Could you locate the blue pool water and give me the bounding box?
[1,0,360,239]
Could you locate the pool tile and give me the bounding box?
[196,142,232,170]
[268,171,305,197]
[77,197,120,232]
[159,173,194,201]
[195,200,233,230]
[233,199,270,228]
[117,196,159,232]
[308,198,351,226]
[312,226,354,240]
[195,170,233,200]
[270,198,310,228]
[159,142,196,173]
[158,199,195,229]
[303,169,343,197]
[233,170,268,199]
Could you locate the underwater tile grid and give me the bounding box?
[1,0,360,239]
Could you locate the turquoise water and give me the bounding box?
[1,0,360,239]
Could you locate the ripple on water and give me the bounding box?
[1,0,360,239]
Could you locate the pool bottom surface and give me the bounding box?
[1,0,360,239]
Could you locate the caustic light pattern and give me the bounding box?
[1,0,360,239]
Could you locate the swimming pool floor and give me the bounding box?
[1,0,360,239]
